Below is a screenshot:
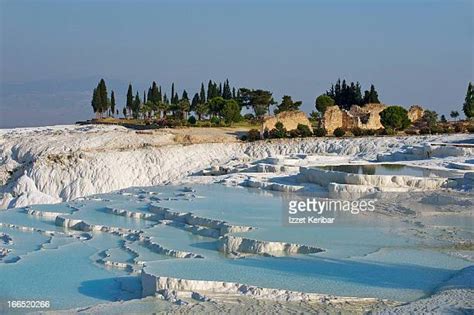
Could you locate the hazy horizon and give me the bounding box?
[1,0,473,128]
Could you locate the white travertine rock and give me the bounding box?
[300,167,451,190]
[1,125,472,208]
[217,235,323,255]
[141,271,383,304]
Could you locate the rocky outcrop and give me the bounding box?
[261,111,313,134]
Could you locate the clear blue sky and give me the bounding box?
[0,0,473,127]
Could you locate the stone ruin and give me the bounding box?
[261,110,313,135]
[323,104,424,134]
[407,105,424,122]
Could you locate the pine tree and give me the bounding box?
[274,95,302,114]
[200,83,206,104]
[110,91,116,117]
[463,82,474,119]
[232,87,236,99]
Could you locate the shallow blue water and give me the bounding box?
[0,183,472,310]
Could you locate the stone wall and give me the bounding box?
[261,110,313,134]
[323,106,345,134]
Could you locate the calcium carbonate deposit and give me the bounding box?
[0,125,473,313]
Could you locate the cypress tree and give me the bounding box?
[191,93,199,112]
[91,88,99,114]
[463,82,474,119]
[174,92,179,104]
[133,91,141,118]
[126,84,133,111]
[147,87,152,103]
[207,80,213,101]
[110,91,116,117]
[98,79,108,115]
[143,90,146,104]
[151,81,160,104]
[223,79,232,99]
[182,89,189,100]
[370,84,380,103]
[171,83,175,104]
[232,87,236,99]
[200,83,206,104]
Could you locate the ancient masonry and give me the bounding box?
[261,110,313,134]
[323,104,424,134]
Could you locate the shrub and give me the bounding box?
[363,129,376,136]
[419,127,431,135]
[313,127,327,137]
[263,128,270,139]
[430,125,444,134]
[351,127,363,137]
[210,116,220,125]
[296,124,312,137]
[333,127,345,137]
[385,128,396,136]
[405,129,418,135]
[269,122,287,138]
[380,106,411,131]
[247,129,261,141]
[444,126,455,134]
[187,116,197,125]
[454,124,467,133]
[288,129,301,138]
[376,128,386,136]
[243,113,255,121]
